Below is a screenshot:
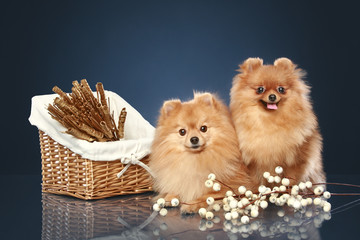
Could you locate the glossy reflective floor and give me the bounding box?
[1,175,360,239]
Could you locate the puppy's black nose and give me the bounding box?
[190,137,199,145]
[269,94,277,102]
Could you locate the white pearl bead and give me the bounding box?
[212,203,221,212]
[157,198,166,207]
[208,173,216,180]
[274,176,281,183]
[305,181,313,188]
[301,199,308,207]
[275,166,283,174]
[245,190,253,198]
[279,185,287,192]
[268,176,275,183]
[206,197,215,205]
[306,198,313,205]
[314,186,324,195]
[251,209,259,218]
[241,198,250,206]
[282,178,290,186]
[205,180,214,188]
[226,190,233,197]
[198,208,207,218]
[323,191,331,199]
[241,215,250,224]
[223,204,230,212]
[263,171,271,179]
[238,186,247,194]
[313,197,321,205]
[205,211,214,220]
[298,182,306,190]
[269,195,276,203]
[171,198,179,207]
[229,199,238,209]
[237,201,243,208]
[258,185,266,194]
[225,212,232,221]
[260,200,268,209]
[205,212,214,220]
[291,187,299,196]
[293,200,301,210]
[153,203,161,211]
[159,208,168,216]
[323,202,331,212]
[213,183,221,191]
[231,211,239,219]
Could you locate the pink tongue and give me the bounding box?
[267,103,278,110]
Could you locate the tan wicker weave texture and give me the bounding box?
[39,131,153,200]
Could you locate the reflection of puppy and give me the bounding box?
[230,57,325,186]
[149,92,251,213]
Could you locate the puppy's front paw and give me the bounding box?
[180,201,207,214]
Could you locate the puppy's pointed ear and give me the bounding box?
[194,92,215,107]
[238,57,263,74]
[161,99,181,117]
[274,57,295,71]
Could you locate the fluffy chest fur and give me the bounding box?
[235,107,317,167]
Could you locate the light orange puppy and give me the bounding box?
[149,92,251,213]
[230,57,325,186]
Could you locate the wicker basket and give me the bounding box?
[39,130,153,200]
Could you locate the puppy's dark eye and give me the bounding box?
[256,87,265,94]
[200,125,207,133]
[277,87,285,94]
[179,129,186,136]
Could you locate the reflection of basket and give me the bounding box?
[39,130,152,200]
[41,192,154,240]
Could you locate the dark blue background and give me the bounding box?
[2,0,360,175]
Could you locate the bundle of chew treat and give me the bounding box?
[47,79,127,142]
